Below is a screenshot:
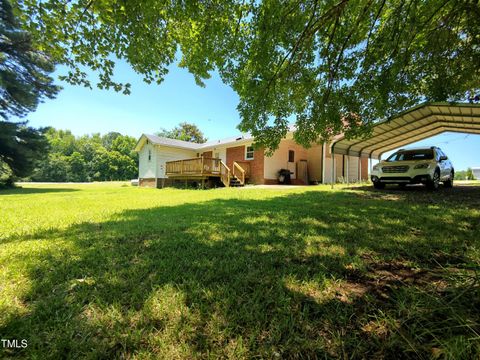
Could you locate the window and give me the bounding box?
[386,149,433,162]
[288,150,295,163]
[436,149,447,161]
[245,145,254,160]
[148,149,151,161]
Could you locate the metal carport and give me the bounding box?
[329,102,480,184]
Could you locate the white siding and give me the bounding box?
[210,147,227,163]
[324,156,332,184]
[138,143,157,179]
[155,146,196,178]
[347,155,359,182]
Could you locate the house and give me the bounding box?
[472,167,480,180]
[134,131,369,188]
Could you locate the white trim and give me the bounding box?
[245,145,254,160]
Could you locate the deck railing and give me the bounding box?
[220,161,231,187]
[165,157,224,175]
[166,157,243,188]
[233,161,246,185]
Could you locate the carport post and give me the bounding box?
[331,143,336,189]
[322,143,326,184]
[345,155,349,184]
[359,156,362,182]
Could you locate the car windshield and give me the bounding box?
[386,149,434,162]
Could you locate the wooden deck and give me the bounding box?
[165,157,250,187]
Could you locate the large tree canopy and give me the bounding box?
[0,121,48,178]
[0,0,59,184]
[1,0,59,119]
[15,0,480,149]
[157,122,207,143]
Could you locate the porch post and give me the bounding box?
[322,143,326,184]
[359,156,362,182]
[331,143,336,189]
[345,154,349,184]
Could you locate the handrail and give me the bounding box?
[233,161,246,185]
[166,157,222,175]
[220,161,231,187]
[165,157,232,188]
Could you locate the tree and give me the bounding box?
[67,151,87,182]
[111,135,138,159]
[0,121,48,178]
[0,0,59,185]
[466,168,474,180]
[1,0,60,119]
[157,122,207,144]
[31,153,69,182]
[29,128,138,182]
[102,132,122,150]
[44,128,76,156]
[91,149,136,181]
[14,0,480,150]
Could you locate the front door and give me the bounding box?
[297,160,308,184]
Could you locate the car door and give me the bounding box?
[437,149,449,180]
[442,151,453,178]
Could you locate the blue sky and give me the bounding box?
[25,60,479,171]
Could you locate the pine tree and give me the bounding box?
[0,0,60,185]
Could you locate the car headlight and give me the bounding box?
[414,163,430,169]
[373,164,380,171]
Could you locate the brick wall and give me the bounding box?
[226,145,265,184]
[361,157,369,181]
[139,178,156,188]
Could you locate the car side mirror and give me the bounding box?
[440,155,448,161]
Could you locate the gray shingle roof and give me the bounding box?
[138,133,255,151]
[143,134,201,150]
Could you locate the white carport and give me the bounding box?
[329,102,480,184]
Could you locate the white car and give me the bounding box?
[370,147,454,190]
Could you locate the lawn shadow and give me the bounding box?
[345,184,480,209]
[1,190,479,358]
[0,187,80,195]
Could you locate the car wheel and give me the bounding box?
[444,171,454,188]
[427,170,440,190]
[373,182,385,189]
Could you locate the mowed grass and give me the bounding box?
[1,182,479,359]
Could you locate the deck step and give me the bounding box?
[228,175,244,187]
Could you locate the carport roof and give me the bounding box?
[331,102,480,159]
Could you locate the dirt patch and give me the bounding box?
[335,257,451,304]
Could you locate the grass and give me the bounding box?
[0,182,479,359]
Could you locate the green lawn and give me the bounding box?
[1,182,479,359]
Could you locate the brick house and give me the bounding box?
[134,132,368,188]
